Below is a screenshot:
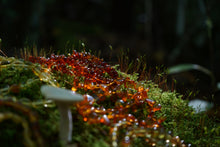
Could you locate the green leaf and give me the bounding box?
[168,64,215,88]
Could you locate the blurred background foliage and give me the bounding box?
[0,0,220,103]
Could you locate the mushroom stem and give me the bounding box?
[40,85,84,144]
[57,103,73,143]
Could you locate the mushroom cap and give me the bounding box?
[188,99,214,113]
[41,85,84,102]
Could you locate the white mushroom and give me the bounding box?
[40,85,84,144]
[188,99,213,113]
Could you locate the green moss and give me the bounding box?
[143,80,220,146]
[0,58,45,101]
[0,65,35,88]
[115,70,219,146]
[0,55,219,146]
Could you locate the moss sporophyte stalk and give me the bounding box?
[2,50,218,146]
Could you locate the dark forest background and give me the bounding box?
[0,0,220,101]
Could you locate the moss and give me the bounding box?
[142,80,220,146]
[0,55,219,146]
[115,70,220,146]
[0,65,35,88]
[0,58,45,101]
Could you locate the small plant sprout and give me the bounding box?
[40,85,84,144]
